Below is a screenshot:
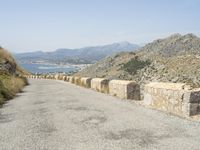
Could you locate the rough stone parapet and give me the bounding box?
[54,74,59,80]
[146,82,191,90]
[144,82,200,116]
[74,77,81,85]
[62,76,67,81]
[91,78,109,93]
[65,76,70,82]
[81,77,92,88]
[109,80,140,100]
[68,76,75,83]
[58,75,64,80]
[26,75,200,117]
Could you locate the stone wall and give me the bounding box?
[62,76,67,81]
[58,75,64,80]
[68,76,75,83]
[109,80,140,100]
[80,77,92,88]
[91,78,109,93]
[27,75,200,117]
[66,76,70,82]
[144,82,200,116]
[54,74,59,80]
[74,77,81,85]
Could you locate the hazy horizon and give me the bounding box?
[0,0,200,53]
[12,41,139,54]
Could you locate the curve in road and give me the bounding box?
[0,79,200,150]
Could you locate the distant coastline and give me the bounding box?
[20,63,91,74]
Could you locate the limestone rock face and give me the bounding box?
[91,78,109,93]
[0,48,18,75]
[0,60,16,75]
[109,80,140,100]
[144,82,200,116]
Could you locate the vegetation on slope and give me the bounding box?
[75,33,200,90]
[121,57,150,75]
[0,47,28,106]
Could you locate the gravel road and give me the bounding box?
[0,79,200,150]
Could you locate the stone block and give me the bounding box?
[183,89,200,103]
[58,75,63,80]
[144,82,197,117]
[182,103,200,116]
[74,77,81,85]
[109,80,140,100]
[68,76,75,83]
[146,82,191,90]
[65,76,70,82]
[144,93,153,105]
[54,74,59,80]
[62,76,67,81]
[91,78,109,93]
[81,77,92,88]
[50,75,54,79]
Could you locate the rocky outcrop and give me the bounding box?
[0,47,28,105]
[0,60,16,75]
[0,48,17,75]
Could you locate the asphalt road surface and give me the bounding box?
[0,79,200,150]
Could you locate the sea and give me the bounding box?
[20,63,79,74]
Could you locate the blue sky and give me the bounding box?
[0,0,200,52]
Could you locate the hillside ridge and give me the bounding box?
[14,42,139,64]
[0,47,28,105]
[75,33,200,92]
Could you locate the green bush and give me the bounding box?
[122,58,151,75]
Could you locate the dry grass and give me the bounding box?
[0,72,28,105]
[0,47,28,105]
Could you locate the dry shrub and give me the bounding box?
[0,73,28,105]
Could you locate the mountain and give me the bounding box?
[75,33,200,93]
[14,42,139,64]
[0,47,28,105]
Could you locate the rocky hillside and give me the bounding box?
[0,47,28,105]
[75,33,200,92]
